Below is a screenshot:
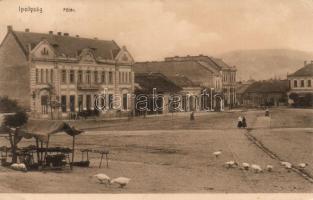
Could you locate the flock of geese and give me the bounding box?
[213,150,309,173]
[91,151,309,189]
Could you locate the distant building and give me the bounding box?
[0,26,135,118]
[134,73,182,115]
[240,80,289,107]
[166,75,202,112]
[287,61,313,107]
[164,55,237,107]
[134,55,236,111]
[236,80,255,105]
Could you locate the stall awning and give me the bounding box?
[0,121,83,143]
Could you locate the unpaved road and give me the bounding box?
[0,108,312,193]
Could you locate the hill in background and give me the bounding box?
[219,49,313,81]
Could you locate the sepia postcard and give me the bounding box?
[0,0,312,199]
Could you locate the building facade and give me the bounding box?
[0,26,135,119]
[287,61,313,107]
[240,80,288,107]
[134,57,225,111]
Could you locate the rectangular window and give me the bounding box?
[129,72,132,83]
[108,94,113,109]
[94,71,98,83]
[101,71,105,83]
[289,80,291,89]
[109,72,113,84]
[70,95,75,112]
[35,69,39,83]
[308,80,312,87]
[86,71,91,84]
[123,94,128,110]
[78,70,83,83]
[61,95,67,113]
[78,95,83,111]
[294,80,297,88]
[86,95,91,110]
[50,69,54,83]
[301,80,304,87]
[40,69,44,83]
[69,70,75,84]
[45,69,49,83]
[61,70,67,84]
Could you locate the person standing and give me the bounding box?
[242,116,247,128]
[237,116,243,128]
[190,111,195,121]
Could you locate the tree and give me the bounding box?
[3,111,28,163]
[0,96,21,113]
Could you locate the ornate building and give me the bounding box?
[0,26,135,119]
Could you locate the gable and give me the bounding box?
[115,47,134,64]
[31,40,56,59]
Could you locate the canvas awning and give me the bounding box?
[23,121,83,142]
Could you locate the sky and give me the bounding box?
[1,0,313,61]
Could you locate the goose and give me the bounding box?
[281,161,292,169]
[251,164,263,173]
[266,165,273,172]
[225,161,238,168]
[298,163,309,169]
[242,162,250,170]
[93,173,111,184]
[110,177,131,188]
[212,151,222,158]
[10,163,19,168]
[10,163,27,172]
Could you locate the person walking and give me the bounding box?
[237,116,243,128]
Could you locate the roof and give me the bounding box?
[22,121,83,142]
[288,64,313,77]
[135,73,182,93]
[244,80,289,94]
[134,61,215,87]
[166,75,200,88]
[236,84,251,95]
[209,57,235,70]
[12,30,120,60]
[164,55,235,71]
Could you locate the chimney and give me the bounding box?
[64,33,69,36]
[76,35,79,38]
[49,31,53,35]
[57,32,62,36]
[25,28,30,32]
[304,60,307,66]
[7,25,13,32]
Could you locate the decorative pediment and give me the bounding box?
[79,48,96,63]
[30,40,56,59]
[115,46,134,64]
